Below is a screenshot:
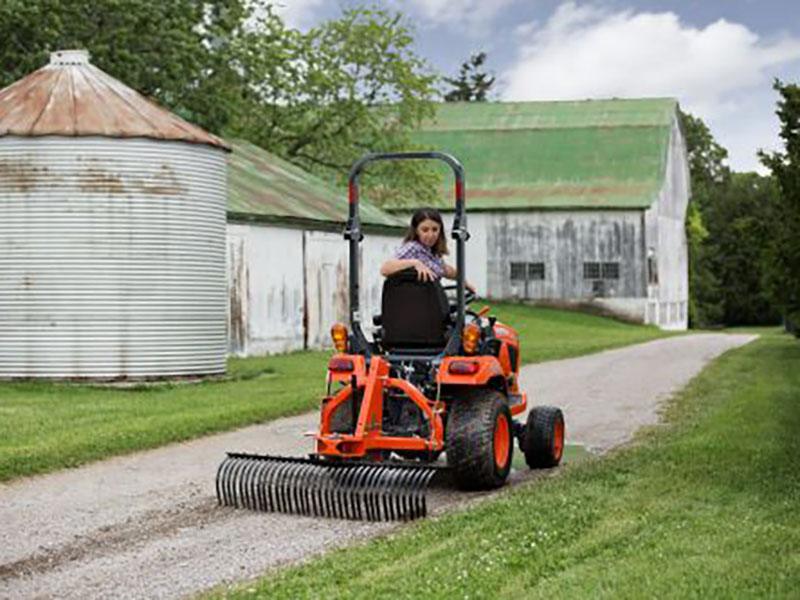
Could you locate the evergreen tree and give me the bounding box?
[443,52,495,102]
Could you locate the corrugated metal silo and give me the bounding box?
[0,50,231,378]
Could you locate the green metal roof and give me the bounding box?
[405,98,678,211]
[227,140,404,229]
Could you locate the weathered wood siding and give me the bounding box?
[303,231,398,348]
[227,222,400,355]
[486,210,646,298]
[643,114,690,330]
[227,223,304,355]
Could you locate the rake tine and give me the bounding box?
[215,456,231,506]
[230,457,248,507]
[363,465,384,521]
[218,456,235,506]
[255,460,270,512]
[298,462,316,517]
[299,462,317,516]
[242,458,262,510]
[215,456,231,505]
[264,459,285,513]
[383,467,404,521]
[342,465,363,520]
[287,462,304,515]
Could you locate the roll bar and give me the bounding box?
[345,151,468,356]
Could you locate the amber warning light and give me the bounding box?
[331,323,349,353]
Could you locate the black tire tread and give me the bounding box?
[523,406,564,469]
[446,388,512,490]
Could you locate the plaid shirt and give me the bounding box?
[395,240,445,279]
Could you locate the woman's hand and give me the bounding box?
[413,260,436,282]
[466,281,477,294]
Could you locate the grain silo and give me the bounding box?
[0,50,230,378]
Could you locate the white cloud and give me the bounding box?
[404,0,514,23]
[501,2,800,171]
[389,0,517,36]
[270,0,325,28]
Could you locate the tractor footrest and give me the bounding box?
[216,453,442,522]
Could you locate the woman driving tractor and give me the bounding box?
[380,208,476,293]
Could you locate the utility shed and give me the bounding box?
[226,140,405,355]
[408,98,690,330]
[0,50,230,378]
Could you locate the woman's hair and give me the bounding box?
[403,208,448,256]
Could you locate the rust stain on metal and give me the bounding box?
[0,159,49,192]
[138,164,184,196]
[79,167,126,195]
[0,50,230,151]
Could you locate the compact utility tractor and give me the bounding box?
[216,152,565,521]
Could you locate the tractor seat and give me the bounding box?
[379,268,450,352]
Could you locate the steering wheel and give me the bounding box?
[442,284,477,306]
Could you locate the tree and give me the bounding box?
[230,6,441,205]
[704,172,781,325]
[680,111,728,326]
[0,0,250,134]
[443,52,495,102]
[760,80,800,334]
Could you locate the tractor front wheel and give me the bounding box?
[446,389,513,489]
[522,406,565,468]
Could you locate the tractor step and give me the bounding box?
[216,453,442,522]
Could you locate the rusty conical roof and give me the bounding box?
[0,50,229,151]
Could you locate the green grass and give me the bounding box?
[213,329,800,599]
[488,301,671,363]
[0,352,330,482]
[0,303,669,482]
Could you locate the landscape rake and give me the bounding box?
[216,453,439,521]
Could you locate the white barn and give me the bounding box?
[407,98,690,330]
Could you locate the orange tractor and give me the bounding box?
[217,152,565,521]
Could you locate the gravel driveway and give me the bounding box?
[0,333,755,599]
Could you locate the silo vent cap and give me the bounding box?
[50,50,90,66]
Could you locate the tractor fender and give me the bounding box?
[437,356,506,387]
[327,354,367,385]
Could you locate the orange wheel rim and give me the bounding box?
[494,414,510,470]
[553,417,565,461]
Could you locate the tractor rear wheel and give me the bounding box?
[522,406,564,468]
[446,389,513,490]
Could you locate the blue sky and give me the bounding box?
[276,1,800,173]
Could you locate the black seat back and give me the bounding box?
[381,269,449,350]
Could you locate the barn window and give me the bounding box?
[584,261,620,280]
[602,262,620,279]
[583,262,600,279]
[510,262,527,280]
[511,262,545,281]
[528,262,545,280]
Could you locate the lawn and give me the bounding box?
[488,302,671,364]
[0,302,668,482]
[213,329,800,599]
